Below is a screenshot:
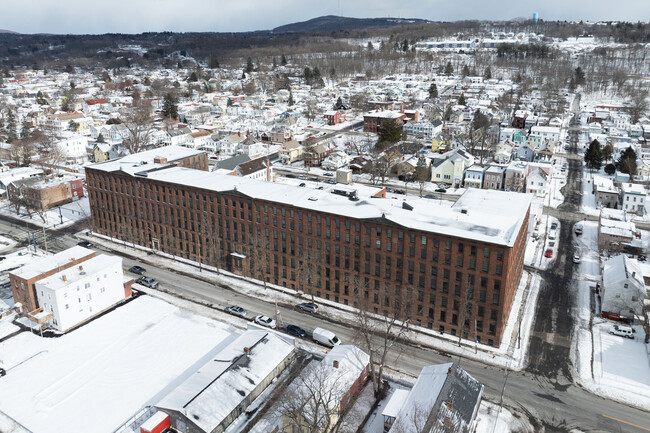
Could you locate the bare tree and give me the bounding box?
[353,278,412,398]
[122,99,155,154]
[280,360,350,433]
[250,230,274,290]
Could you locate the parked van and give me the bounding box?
[312,327,341,348]
[574,224,583,235]
[548,229,557,240]
[609,324,634,339]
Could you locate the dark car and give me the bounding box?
[285,174,297,179]
[136,276,159,288]
[435,188,446,193]
[323,172,334,177]
[77,241,93,248]
[299,183,306,187]
[0,256,6,261]
[128,266,146,275]
[327,179,336,184]
[286,324,307,338]
[424,194,436,199]
[394,189,405,195]
[298,302,319,313]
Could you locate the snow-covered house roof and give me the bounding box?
[388,363,483,433]
[156,330,294,433]
[11,246,95,280]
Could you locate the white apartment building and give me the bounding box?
[56,134,89,160]
[35,254,128,332]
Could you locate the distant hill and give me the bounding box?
[273,15,430,34]
[0,29,18,34]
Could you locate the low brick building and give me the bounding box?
[7,176,84,211]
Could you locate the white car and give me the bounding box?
[254,315,277,329]
[609,324,634,339]
[573,253,581,264]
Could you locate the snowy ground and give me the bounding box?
[0,235,16,253]
[570,218,650,411]
[0,197,90,230]
[0,295,235,433]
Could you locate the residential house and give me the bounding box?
[620,183,646,215]
[93,142,124,162]
[601,255,647,318]
[463,165,485,189]
[279,140,303,164]
[216,132,248,156]
[44,112,85,135]
[322,152,350,171]
[158,330,295,433]
[186,130,213,150]
[0,167,43,195]
[35,253,132,332]
[494,143,513,164]
[592,175,619,208]
[511,130,528,145]
[598,209,636,252]
[163,127,192,147]
[483,165,505,190]
[525,168,547,197]
[324,110,344,125]
[82,98,113,115]
[235,157,272,181]
[515,142,535,162]
[215,154,251,171]
[504,161,527,192]
[56,134,88,160]
[431,134,451,152]
[8,175,84,211]
[530,125,561,144]
[396,156,419,178]
[430,149,475,186]
[533,141,554,163]
[363,109,407,133]
[305,142,336,167]
[263,126,293,143]
[282,345,370,433]
[403,120,442,139]
[382,363,483,433]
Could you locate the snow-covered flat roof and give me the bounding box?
[89,145,205,176]
[11,246,95,280]
[133,167,530,247]
[156,330,294,433]
[37,254,122,290]
[382,388,410,418]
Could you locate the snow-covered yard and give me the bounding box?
[0,197,90,229]
[0,295,234,433]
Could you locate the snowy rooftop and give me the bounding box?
[156,330,294,433]
[89,145,205,176]
[10,246,95,280]
[382,389,410,418]
[621,183,646,195]
[36,254,122,291]
[120,166,531,247]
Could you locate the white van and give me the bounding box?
[609,324,634,339]
[548,229,557,240]
[312,327,341,348]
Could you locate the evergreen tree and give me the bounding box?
[401,39,409,52]
[574,67,586,86]
[458,93,466,105]
[335,96,343,109]
[303,67,313,85]
[604,163,616,175]
[444,62,454,76]
[584,139,603,171]
[21,121,32,139]
[288,90,294,106]
[415,156,429,197]
[209,57,220,69]
[246,57,254,73]
[428,83,438,99]
[378,119,402,144]
[96,133,105,143]
[241,70,246,79]
[484,66,492,80]
[618,146,638,176]
[162,93,178,120]
[462,64,470,77]
[602,143,614,162]
[189,71,198,82]
[6,110,17,143]
[367,41,374,51]
[281,54,287,66]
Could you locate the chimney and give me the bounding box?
[62,275,67,282]
[238,131,241,137]
[243,347,250,355]
[333,360,339,369]
[447,400,454,410]
[79,265,83,271]
[447,366,452,375]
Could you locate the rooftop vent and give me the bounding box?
[333,360,339,369]
[460,207,468,214]
[402,202,413,211]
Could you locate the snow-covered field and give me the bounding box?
[0,295,234,433]
[0,197,90,229]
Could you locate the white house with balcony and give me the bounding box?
[621,183,646,215]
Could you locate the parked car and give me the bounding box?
[548,230,557,240]
[77,241,93,248]
[285,174,297,179]
[550,222,558,230]
[299,183,306,187]
[254,315,277,329]
[424,194,436,199]
[327,179,336,184]
[609,324,634,339]
[544,249,553,258]
[226,305,248,317]
[286,324,307,338]
[435,188,446,193]
[312,327,341,348]
[323,172,334,177]
[0,256,5,261]
[574,224,583,236]
[298,175,308,180]
[128,265,146,275]
[298,302,319,313]
[572,253,581,264]
[136,276,159,288]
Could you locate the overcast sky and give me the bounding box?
[2,0,648,34]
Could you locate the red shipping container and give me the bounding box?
[140,411,170,433]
